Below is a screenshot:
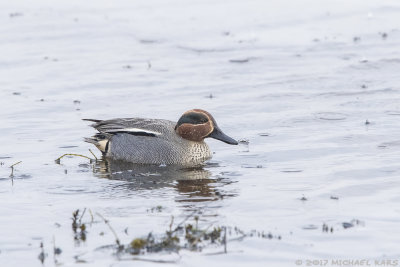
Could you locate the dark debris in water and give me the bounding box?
[302,224,318,230]
[78,163,90,169]
[322,223,334,233]
[59,145,79,149]
[342,219,365,229]
[147,206,163,213]
[385,110,400,116]
[9,12,23,18]
[315,112,347,121]
[241,164,263,169]
[13,174,32,179]
[139,39,158,44]
[300,195,308,201]
[379,32,388,39]
[43,56,59,62]
[281,169,303,173]
[238,139,249,145]
[229,57,258,64]
[303,219,364,233]
[37,239,62,265]
[219,171,241,177]
[342,222,353,229]
[54,247,62,255]
[229,58,250,63]
[377,140,400,149]
[38,242,47,264]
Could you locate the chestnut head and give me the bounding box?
[175,109,238,145]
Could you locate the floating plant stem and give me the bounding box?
[96,212,121,247]
[79,208,87,224]
[223,226,227,253]
[9,160,22,178]
[88,209,94,226]
[10,160,22,168]
[88,149,98,160]
[172,210,198,233]
[55,154,93,164]
[169,215,174,232]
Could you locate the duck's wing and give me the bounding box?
[84,118,175,154]
[84,118,175,137]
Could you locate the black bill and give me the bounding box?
[208,127,238,145]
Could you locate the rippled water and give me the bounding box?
[1,0,400,266]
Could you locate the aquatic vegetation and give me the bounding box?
[322,223,334,233]
[72,209,87,243]
[55,153,94,164]
[38,242,46,264]
[121,218,226,256]
[33,208,283,264]
[9,161,22,178]
[147,205,164,213]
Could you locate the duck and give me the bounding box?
[84,109,238,166]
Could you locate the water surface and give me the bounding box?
[1,0,400,266]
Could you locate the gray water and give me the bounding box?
[1,0,400,266]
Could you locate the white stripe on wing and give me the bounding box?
[105,128,161,136]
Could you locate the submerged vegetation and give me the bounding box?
[37,208,283,264]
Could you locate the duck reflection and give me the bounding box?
[92,157,235,202]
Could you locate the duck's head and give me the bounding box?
[175,109,238,145]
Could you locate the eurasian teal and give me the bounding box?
[84,109,238,165]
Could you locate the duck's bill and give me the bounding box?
[209,128,238,145]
